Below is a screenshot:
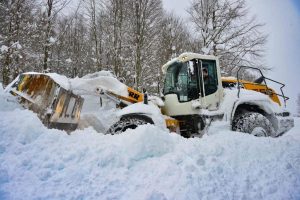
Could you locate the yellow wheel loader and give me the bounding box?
[107,53,294,137]
[6,53,294,137]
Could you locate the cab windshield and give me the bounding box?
[163,59,218,102]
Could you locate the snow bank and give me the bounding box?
[0,88,300,200]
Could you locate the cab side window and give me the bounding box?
[201,60,218,96]
[187,60,200,100]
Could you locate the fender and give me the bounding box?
[117,102,167,130]
[231,99,279,133]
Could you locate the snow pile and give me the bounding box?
[0,87,300,200]
[70,71,128,97]
[7,71,127,97]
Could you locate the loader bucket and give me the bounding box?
[8,73,84,131]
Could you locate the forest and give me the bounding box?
[0,0,267,93]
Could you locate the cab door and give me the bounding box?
[196,59,223,110]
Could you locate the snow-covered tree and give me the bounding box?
[187,0,268,76]
[51,12,90,77]
[0,0,270,93]
[130,0,163,91]
[108,0,124,77]
[85,0,103,71]
[98,0,164,91]
[0,0,38,85]
[41,0,72,72]
[155,12,195,93]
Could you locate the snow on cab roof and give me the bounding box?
[162,52,218,73]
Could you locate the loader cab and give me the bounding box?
[162,53,223,117]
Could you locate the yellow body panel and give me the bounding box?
[165,118,180,132]
[127,87,144,103]
[108,87,144,105]
[221,77,281,106]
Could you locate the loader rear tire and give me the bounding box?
[232,112,275,137]
[106,114,154,135]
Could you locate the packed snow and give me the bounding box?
[0,84,299,200]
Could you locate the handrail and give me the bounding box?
[236,66,289,107]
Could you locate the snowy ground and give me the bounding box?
[0,85,300,200]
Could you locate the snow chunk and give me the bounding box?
[191,99,201,109]
[148,96,164,107]
[151,82,158,87]
[201,47,210,54]
[0,45,8,53]
[40,5,47,15]
[49,37,56,44]
[65,58,72,63]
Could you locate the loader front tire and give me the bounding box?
[106,114,154,135]
[232,112,275,137]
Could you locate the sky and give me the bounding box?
[293,0,300,12]
[162,0,300,114]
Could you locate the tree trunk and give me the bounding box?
[43,0,53,72]
[3,54,11,86]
